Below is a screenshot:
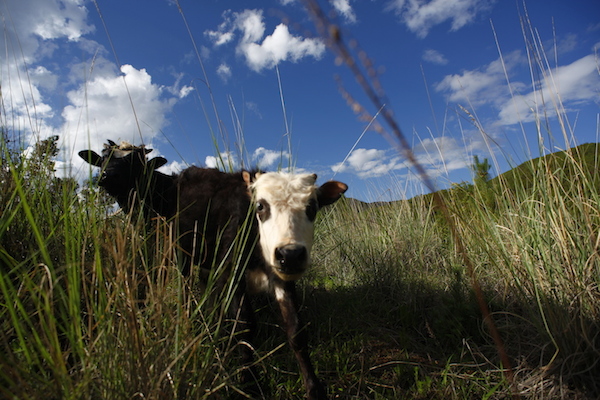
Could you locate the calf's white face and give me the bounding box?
[249,172,347,281]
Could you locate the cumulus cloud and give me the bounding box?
[204,147,291,170]
[1,0,191,180]
[331,135,488,179]
[62,63,175,162]
[436,50,600,127]
[0,0,94,63]
[158,160,187,175]
[388,0,495,38]
[217,63,232,82]
[412,136,479,175]
[422,48,448,65]
[205,152,239,169]
[435,50,524,107]
[253,147,290,168]
[332,148,405,178]
[206,9,326,72]
[331,0,357,23]
[0,0,94,142]
[498,54,600,125]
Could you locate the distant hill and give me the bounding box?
[489,142,599,195]
[343,143,600,209]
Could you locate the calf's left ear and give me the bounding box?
[242,170,262,187]
[317,181,348,207]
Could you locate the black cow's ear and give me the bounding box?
[78,150,103,167]
[317,181,348,207]
[148,157,168,170]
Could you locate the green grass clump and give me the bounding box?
[2,133,599,399]
[0,136,258,399]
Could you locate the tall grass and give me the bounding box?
[0,137,260,399]
[301,2,600,398]
[462,144,600,395]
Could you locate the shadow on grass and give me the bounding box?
[251,278,599,399]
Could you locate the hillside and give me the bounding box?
[490,142,600,195]
[408,143,600,208]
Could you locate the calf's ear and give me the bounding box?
[78,150,103,167]
[317,181,348,207]
[242,170,261,187]
[148,156,168,170]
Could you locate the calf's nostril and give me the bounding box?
[275,245,307,266]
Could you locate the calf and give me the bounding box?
[79,141,347,399]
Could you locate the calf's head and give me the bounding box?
[78,140,167,198]
[247,172,347,281]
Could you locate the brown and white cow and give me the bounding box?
[80,141,347,399]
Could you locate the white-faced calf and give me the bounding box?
[79,141,347,400]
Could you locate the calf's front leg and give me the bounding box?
[275,281,327,400]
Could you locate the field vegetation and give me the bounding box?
[1,132,599,399]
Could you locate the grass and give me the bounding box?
[2,3,599,398]
[2,127,600,400]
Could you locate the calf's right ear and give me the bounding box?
[78,150,103,167]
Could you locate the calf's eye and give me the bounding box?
[256,200,270,221]
[305,199,318,221]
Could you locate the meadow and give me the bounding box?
[1,131,599,399]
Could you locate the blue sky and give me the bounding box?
[1,0,599,201]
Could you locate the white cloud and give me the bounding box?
[205,152,239,169]
[179,85,194,98]
[498,54,600,125]
[205,148,290,170]
[246,101,262,119]
[206,9,326,72]
[277,0,356,22]
[435,50,524,107]
[422,48,448,65]
[217,63,232,82]
[240,23,326,71]
[332,148,405,178]
[0,0,94,138]
[207,30,235,46]
[331,0,357,23]
[331,135,489,179]
[253,147,290,168]
[62,63,174,163]
[1,0,191,182]
[550,33,578,57]
[388,0,495,38]
[436,50,600,127]
[205,156,219,168]
[158,160,187,175]
[412,136,478,175]
[0,0,94,63]
[162,72,194,99]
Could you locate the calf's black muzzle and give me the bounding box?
[275,244,308,277]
